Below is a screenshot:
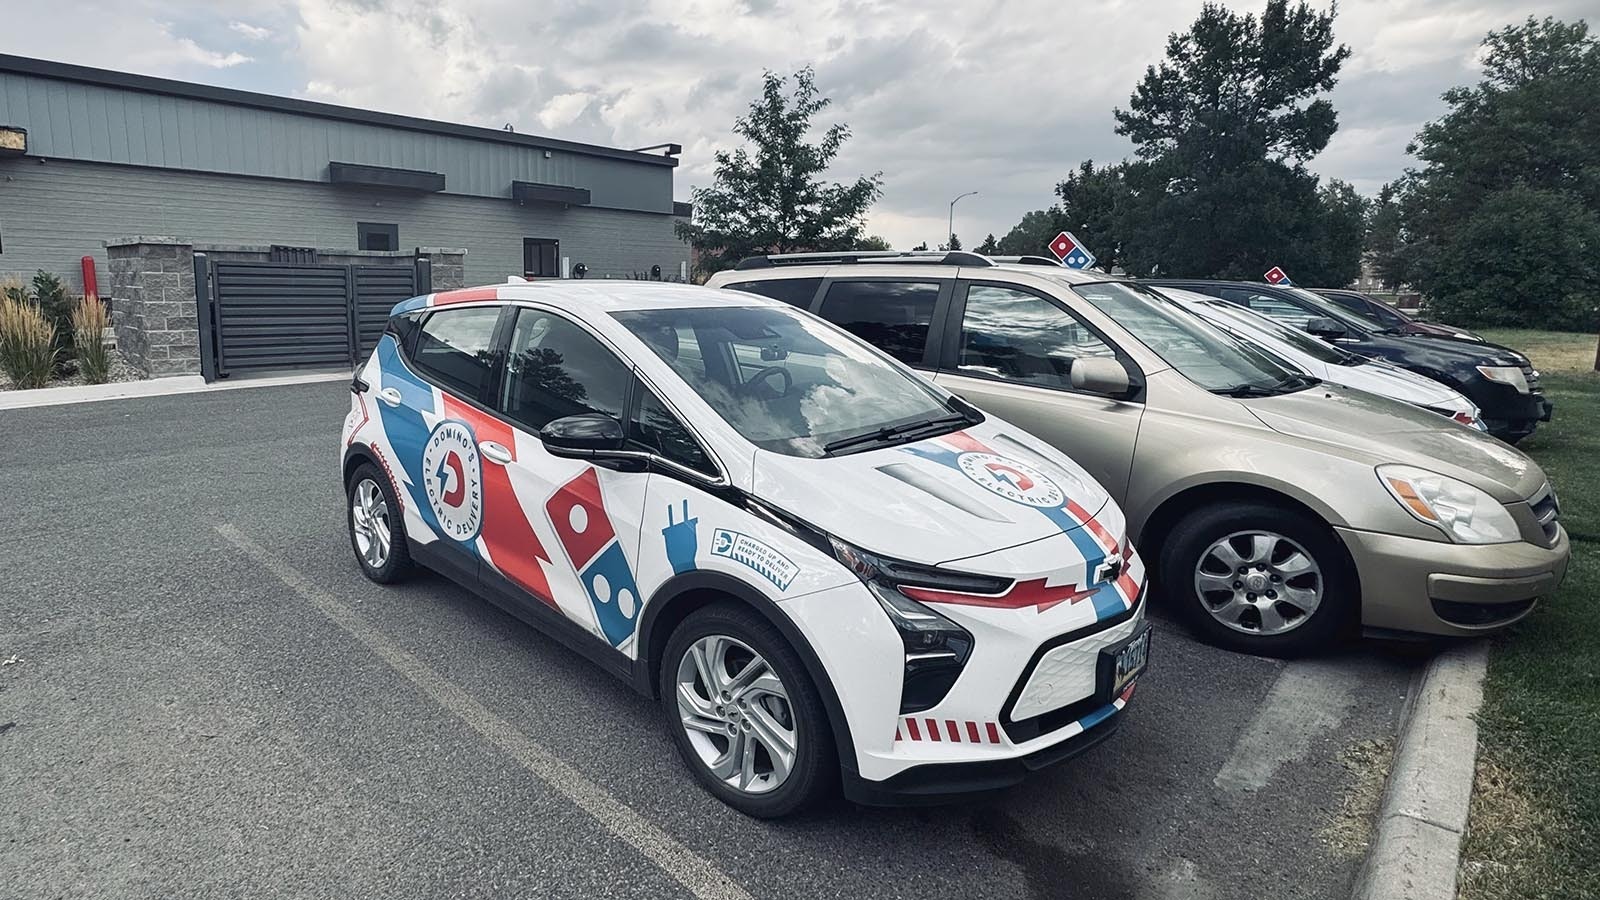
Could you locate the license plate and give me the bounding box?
[1101,625,1151,701]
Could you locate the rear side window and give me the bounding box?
[498,309,631,432]
[816,281,940,366]
[724,278,822,309]
[411,307,501,398]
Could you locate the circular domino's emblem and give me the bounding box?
[957,452,1064,508]
[422,420,483,542]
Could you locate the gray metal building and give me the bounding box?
[0,54,690,293]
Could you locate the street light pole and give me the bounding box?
[948,191,978,249]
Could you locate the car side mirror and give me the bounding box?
[1304,317,1348,340]
[1070,357,1132,398]
[539,413,626,456]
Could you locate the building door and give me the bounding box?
[523,238,559,279]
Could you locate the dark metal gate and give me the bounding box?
[194,254,430,381]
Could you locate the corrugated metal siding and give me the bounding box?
[0,158,689,292]
[0,71,671,213]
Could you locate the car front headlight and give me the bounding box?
[1477,365,1530,394]
[1378,464,1520,544]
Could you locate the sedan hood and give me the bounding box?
[1242,385,1547,502]
[1333,362,1472,412]
[752,420,1114,565]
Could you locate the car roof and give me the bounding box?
[715,260,1119,286]
[396,280,785,318]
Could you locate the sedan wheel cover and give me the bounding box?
[1194,530,1323,636]
[675,634,797,795]
[350,478,392,569]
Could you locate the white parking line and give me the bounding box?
[1212,660,1360,793]
[216,524,752,900]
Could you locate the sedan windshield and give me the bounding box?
[612,305,967,458]
[1282,287,1380,335]
[1070,282,1312,395]
[1202,300,1367,366]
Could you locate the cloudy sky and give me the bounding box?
[1,0,1591,248]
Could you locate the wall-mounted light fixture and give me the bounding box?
[0,125,26,156]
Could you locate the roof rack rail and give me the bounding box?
[733,250,995,270]
[988,255,1065,267]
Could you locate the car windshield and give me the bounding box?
[1070,282,1312,395]
[1339,293,1408,330]
[612,305,967,458]
[1202,300,1366,366]
[1282,287,1379,335]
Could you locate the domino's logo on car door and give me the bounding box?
[546,467,643,648]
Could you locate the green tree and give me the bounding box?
[974,233,999,255]
[675,68,883,275]
[857,234,892,251]
[996,209,1066,256]
[1112,1,1357,283]
[910,241,929,251]
[1364,183,1407,289]
[1392,17,1600,330]
[939,233,963,251]
[1055,160,1134,271]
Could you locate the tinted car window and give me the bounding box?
[411,307,501,398]
[724,278,822,309]
[630,383,716,475]
[957,285,1114,389]
[816,281,939,366]
[499,310,631,431]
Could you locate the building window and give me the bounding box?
[358,222,399,252]
[524,238,560,278]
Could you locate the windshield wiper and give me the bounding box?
[1214,373,1319,398]
[823,412,972,455]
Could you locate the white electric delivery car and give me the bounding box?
[340,280,1151,816]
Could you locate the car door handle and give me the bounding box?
[480,441,513,465]
[376,387,403,407]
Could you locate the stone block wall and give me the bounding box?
[106,237,202,377]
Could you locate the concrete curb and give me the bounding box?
[1354,640,1489,900]
[0,370,349,411]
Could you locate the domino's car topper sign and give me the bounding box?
[1048,231,1097,270]
[1264,266,1292,286]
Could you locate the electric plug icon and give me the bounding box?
[662,499,698,574]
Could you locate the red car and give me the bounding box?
[1313,289,1483,343]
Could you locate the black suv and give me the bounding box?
[1143,280,1552,443]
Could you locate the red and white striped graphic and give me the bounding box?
[896,717,1004,745]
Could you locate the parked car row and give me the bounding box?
[338,252,1567,817]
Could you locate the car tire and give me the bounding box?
[660,602,836,818]
[346,462,414,584]
[1160,501,1353,657]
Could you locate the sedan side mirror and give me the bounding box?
[539,413,626,456]
[1304,317,1349,340]
[1070,357,1132,398]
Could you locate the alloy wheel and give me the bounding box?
[675,634,797,795]
[1193,530,1322,636]
[350,478,392,569]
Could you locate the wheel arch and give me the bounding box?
[1136,480,1360,605]
[635,571,859,775]
[342,442,378,488]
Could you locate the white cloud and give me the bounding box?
[228,20,272,40]
[170,34,251,68]
[3,0,1594,248]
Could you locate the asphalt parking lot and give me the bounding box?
[0,382,1422,900]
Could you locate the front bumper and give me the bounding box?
[842,705,1126,805]
[1336,525,1570,637]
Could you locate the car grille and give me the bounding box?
[1530,484,1560,544]
[1520,363,1543,394]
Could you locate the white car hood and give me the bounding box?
[1326,361,1471,412]
[751,419,1114,566]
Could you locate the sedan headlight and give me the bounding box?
[1378,464,1520,544]
[1476,365,1530,394]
